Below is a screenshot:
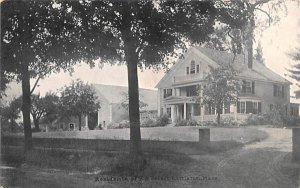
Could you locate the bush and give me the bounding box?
[141,119,157,127]
[175,119,198,127]
[155,114,169,127]
[220,116,238,127]
[245,105,300,127]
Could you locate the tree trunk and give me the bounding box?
[78,115,82,131]
[126,53,142,157]
[21,62,33,151]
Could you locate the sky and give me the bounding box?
[21,2,300,98]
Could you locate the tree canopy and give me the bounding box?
[60,79,100,131]
[199,65,240,125]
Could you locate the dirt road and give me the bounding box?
[213,128,297,188]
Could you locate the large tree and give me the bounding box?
[199,65,240,125]
[1,0,96,150]
[62,1,216,167]
[211,0,286,62]
[60,79,100,131]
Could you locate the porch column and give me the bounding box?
[200,87,204,122]
[176,105,180,120]
[232,104,237,121]
[184,102,187,120]
[171,105,176,123]
[85,114,88,128]
[191,104,195,118]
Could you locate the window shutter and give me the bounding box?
[273,85,276,96]
[237,102,240,113]
[252,81,255,94]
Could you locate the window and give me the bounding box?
[242,80,255,94]
[163,89,172,98]
[241,101,246,113]
[273,84,284,98]
[237,101,261,114]
[196,65,200,73]
[186,85,198,97]
[186,67,190,75]
[190,60,195,74]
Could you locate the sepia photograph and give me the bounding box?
[1,0,300,187]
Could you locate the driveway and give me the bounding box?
[200,128,298,188]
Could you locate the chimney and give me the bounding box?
[244,47,252,69]
[247,48,253,69]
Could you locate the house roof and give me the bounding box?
[156,47,290,88]
[196,47,290,84]
[91,84,157,111]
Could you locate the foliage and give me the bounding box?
[120,92,148,111]
[199,65,240,125]
[30,92,60,131]
[155,114,170,127]
[54,0,217,160]
[1,0,97,150]
[211,0,286,66]
[0,97,22,132]
[175,119,198,127]
[60,79,100,131]
[245,106,300,127]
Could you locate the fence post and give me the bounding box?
[199,128,210,145]
[293,128,300,163]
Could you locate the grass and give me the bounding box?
[24,126,268,143]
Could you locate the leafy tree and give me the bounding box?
[199,65,240,125]
[1,0,94,150]
[121,92,148,111]
[214,0,286,61]
[62,1,216,166]
[0,97,22,132]
[60,79,100,131]
[30,92,60,131]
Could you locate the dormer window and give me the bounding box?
[190,60,195,74]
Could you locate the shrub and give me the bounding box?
[156,114,169,127]
[175,119,198,127]
[220,116,238,127]
[141,118,157,127]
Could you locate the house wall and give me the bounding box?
[111,103,129,123]
[253,81,290,114]
[97,99,112,127]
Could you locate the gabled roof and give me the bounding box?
[91,84,157,111]
[156,47,290,88]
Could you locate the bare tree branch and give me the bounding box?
[255,7,272,26]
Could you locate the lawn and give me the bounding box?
[29,126,267,144]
